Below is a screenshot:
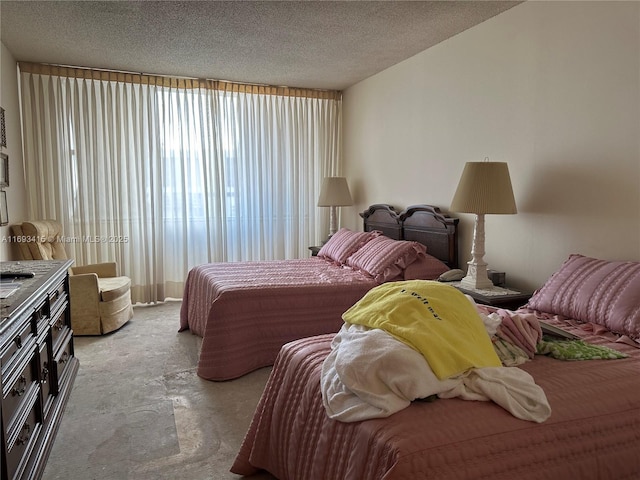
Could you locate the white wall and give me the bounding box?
[342,1,640,291]
[0,42,27,262]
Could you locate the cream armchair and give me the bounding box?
[11,220,133,335]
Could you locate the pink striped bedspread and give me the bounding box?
[179,258,377,381]
[232,314,640,479]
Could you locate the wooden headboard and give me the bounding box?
[361,204,459,269]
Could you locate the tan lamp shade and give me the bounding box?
[317,177,353,207]
[450,162,517,215]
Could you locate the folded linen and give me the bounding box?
[321,323,551,423]
[495,309,542,359]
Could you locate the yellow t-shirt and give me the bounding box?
[342,280,501,379]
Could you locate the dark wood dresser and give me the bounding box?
[1,260,79,480]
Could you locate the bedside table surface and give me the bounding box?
[448,282,532,309]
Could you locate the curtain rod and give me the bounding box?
[18,62,342,100]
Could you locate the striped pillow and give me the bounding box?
[526,254,640,339]
[346,236,427,283]
[317,228,379,265]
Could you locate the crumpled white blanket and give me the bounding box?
[321,323,551,423]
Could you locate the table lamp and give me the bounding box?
[450,161,517,290]
[317,177,353,237]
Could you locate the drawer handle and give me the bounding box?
[41,362,49,384]
[59,351,69,365]
[54,319,64,331]
[12,375,27,396]
[16,423,32,445]
[14,335,23,349]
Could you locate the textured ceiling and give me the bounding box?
[1,1,521,91]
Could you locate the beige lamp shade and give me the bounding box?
[317,177,353,207]
[450,162,517,215]
[318,176,353,238]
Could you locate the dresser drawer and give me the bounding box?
[2,355,38,440]
[38,338,55,419]
[49,278,67,315]
[32,298,50,336]
[5,389,42,480]
[50,305,70,354]
[1,318,35,376]
[54,331,74,390]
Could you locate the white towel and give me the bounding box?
[321,323,551,423]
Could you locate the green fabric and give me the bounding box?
[536,336,628,361]
[493,338,529,366]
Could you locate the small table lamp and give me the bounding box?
[450,161,517,290]
[317,177,353,237]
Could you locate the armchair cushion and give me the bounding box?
[98,277,131,303]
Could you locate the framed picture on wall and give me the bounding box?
[0,190,7,226]
[0,153,7,187]
[0,107,5,148]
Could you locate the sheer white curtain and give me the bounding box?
[19,66,342,303]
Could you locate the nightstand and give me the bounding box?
[308,246,321,257]
[449,282,531,310]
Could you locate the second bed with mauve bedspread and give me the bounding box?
[179,258,376,380]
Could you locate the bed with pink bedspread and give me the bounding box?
[232,254,640,479]
[179,204,459,381]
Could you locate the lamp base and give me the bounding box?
[460,262,495,290]
[460,213,495,290]
[328,205,338,237]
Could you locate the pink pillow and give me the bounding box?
[346,236,427,283]
[526,254,640,339]
[317,228,379,265]
[403,252,451,281]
